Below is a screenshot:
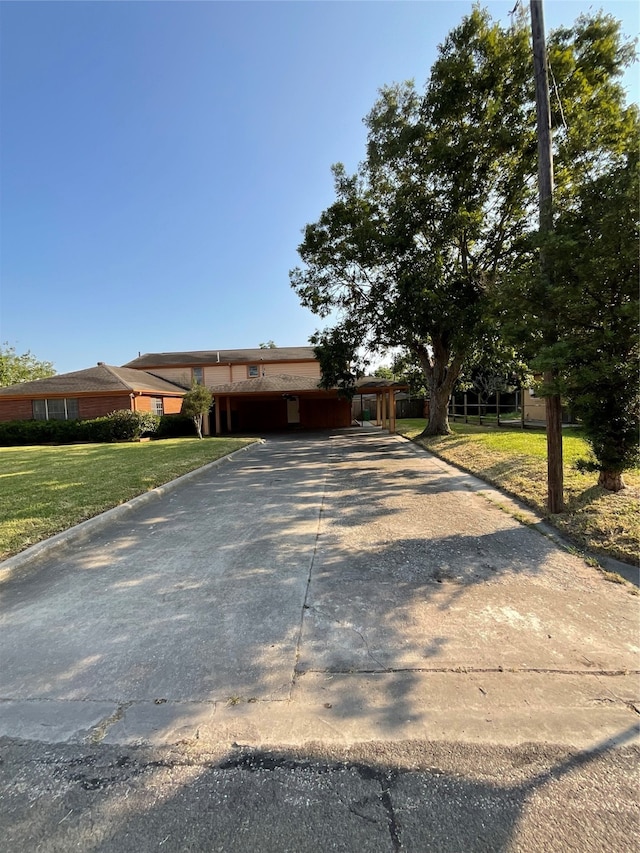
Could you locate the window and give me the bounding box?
[193,367,204,385]
[32,398,79,420]
[151,397,164,416]
[247,365,259,377]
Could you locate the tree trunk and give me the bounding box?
[598,470,625,492]
[424,385,452,435]
[194,415,203,440]
[415,338,464,437]
[545,383,564,513]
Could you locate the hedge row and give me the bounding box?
[0,411,196,447]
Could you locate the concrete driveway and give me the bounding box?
[0,428,637,748]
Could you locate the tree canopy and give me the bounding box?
[292,7,536,434]
[499,13,639,490]
[0,343,56,387]
[291,6,637,474]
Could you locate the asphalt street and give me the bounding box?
[1,428,638,851]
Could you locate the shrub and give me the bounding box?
[0,410,161,446]
[156,413,197,438]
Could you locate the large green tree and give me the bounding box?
[291,8,536,434]
[500,14,638,491]
[0,343,55,387]
[510,134,639,491]
[292,8,636,442]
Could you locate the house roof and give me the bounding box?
[207,375,322,395]
[355,377,408,390]
[0,364,187,398]
[123,347,317,368]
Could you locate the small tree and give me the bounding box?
[181,384,213,439]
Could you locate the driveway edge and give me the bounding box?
[0,439,264,582]
[393,433,640,587]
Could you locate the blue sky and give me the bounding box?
[1,1,638,374]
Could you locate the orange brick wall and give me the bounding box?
[162,397,183,414]
[0,400,35,422]
[134,395,183,414]
[78,395,132,419]
[0,394,185,423]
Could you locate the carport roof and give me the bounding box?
[207,374,408,396]
[355,377,408,390]
[208,375,323,395]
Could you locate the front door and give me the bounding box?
[287,396,300,425]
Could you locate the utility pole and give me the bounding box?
[530,0,564,513]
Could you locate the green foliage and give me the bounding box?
[373,365,394,380]
[259,341,277,349]
[156,413,197,438]
[181,383,213,438]
[0,410,160,446]
[105,410,160,442]
[311,324,367,399]
[550,144,639,480]
[0,343,55,387]
[501,27,638,488]
[291,8,536,435]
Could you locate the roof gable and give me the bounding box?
[0,364,186,397]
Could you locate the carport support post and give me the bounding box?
[389,389,396,434]
[376,394,381,426]
[214,397,222,435]
[226,396,232,433]
[381,391,387,430]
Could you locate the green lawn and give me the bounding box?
[0,437,258,560]
[397,419,639,565]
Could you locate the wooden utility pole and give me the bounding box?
[530,0,564,513]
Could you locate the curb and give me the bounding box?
[0,439,265,583]
[394,432,640,587]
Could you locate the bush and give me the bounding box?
[103,410,160,441]
[156,413,197,438]
[0,419,83,446]
[0,410,161,446]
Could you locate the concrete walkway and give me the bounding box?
[1,428,637,749]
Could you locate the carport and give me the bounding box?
[354,377,408,434]
[204,375,406,435]
[205,375,351,434]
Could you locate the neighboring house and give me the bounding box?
[523,383,576,425]
[523,387,547,423]
[0,363,186,423]
[0,347,405,434]
[123,347,351,434]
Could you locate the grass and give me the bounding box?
[0,436,258,561]
[396,419,639,566]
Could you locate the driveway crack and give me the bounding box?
[86,702,132,744]
[291,444,331,694]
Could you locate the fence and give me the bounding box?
[448,390,525,427]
